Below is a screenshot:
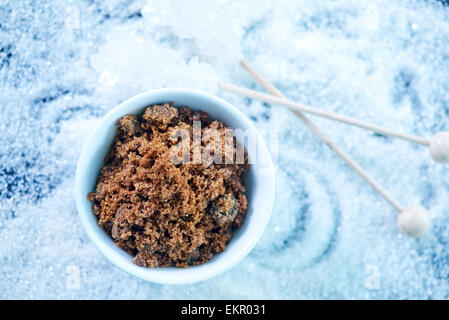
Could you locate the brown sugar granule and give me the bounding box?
[87,102,249,268]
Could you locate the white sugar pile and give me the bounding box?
[1,0,449,299]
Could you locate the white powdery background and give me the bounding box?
[0,0,449,299]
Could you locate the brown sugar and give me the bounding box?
[87,103,249,268]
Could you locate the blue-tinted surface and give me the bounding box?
[1,0,448,299]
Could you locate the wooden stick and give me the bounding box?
[237,60,404,212]
[219,80,430,146]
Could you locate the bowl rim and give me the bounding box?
[75,88,275,284]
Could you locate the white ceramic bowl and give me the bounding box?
[75,88,275,284]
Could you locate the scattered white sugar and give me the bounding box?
[1,0,449,299]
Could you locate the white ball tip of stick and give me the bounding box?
[429,131,449,164]
[397,206,431,238]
